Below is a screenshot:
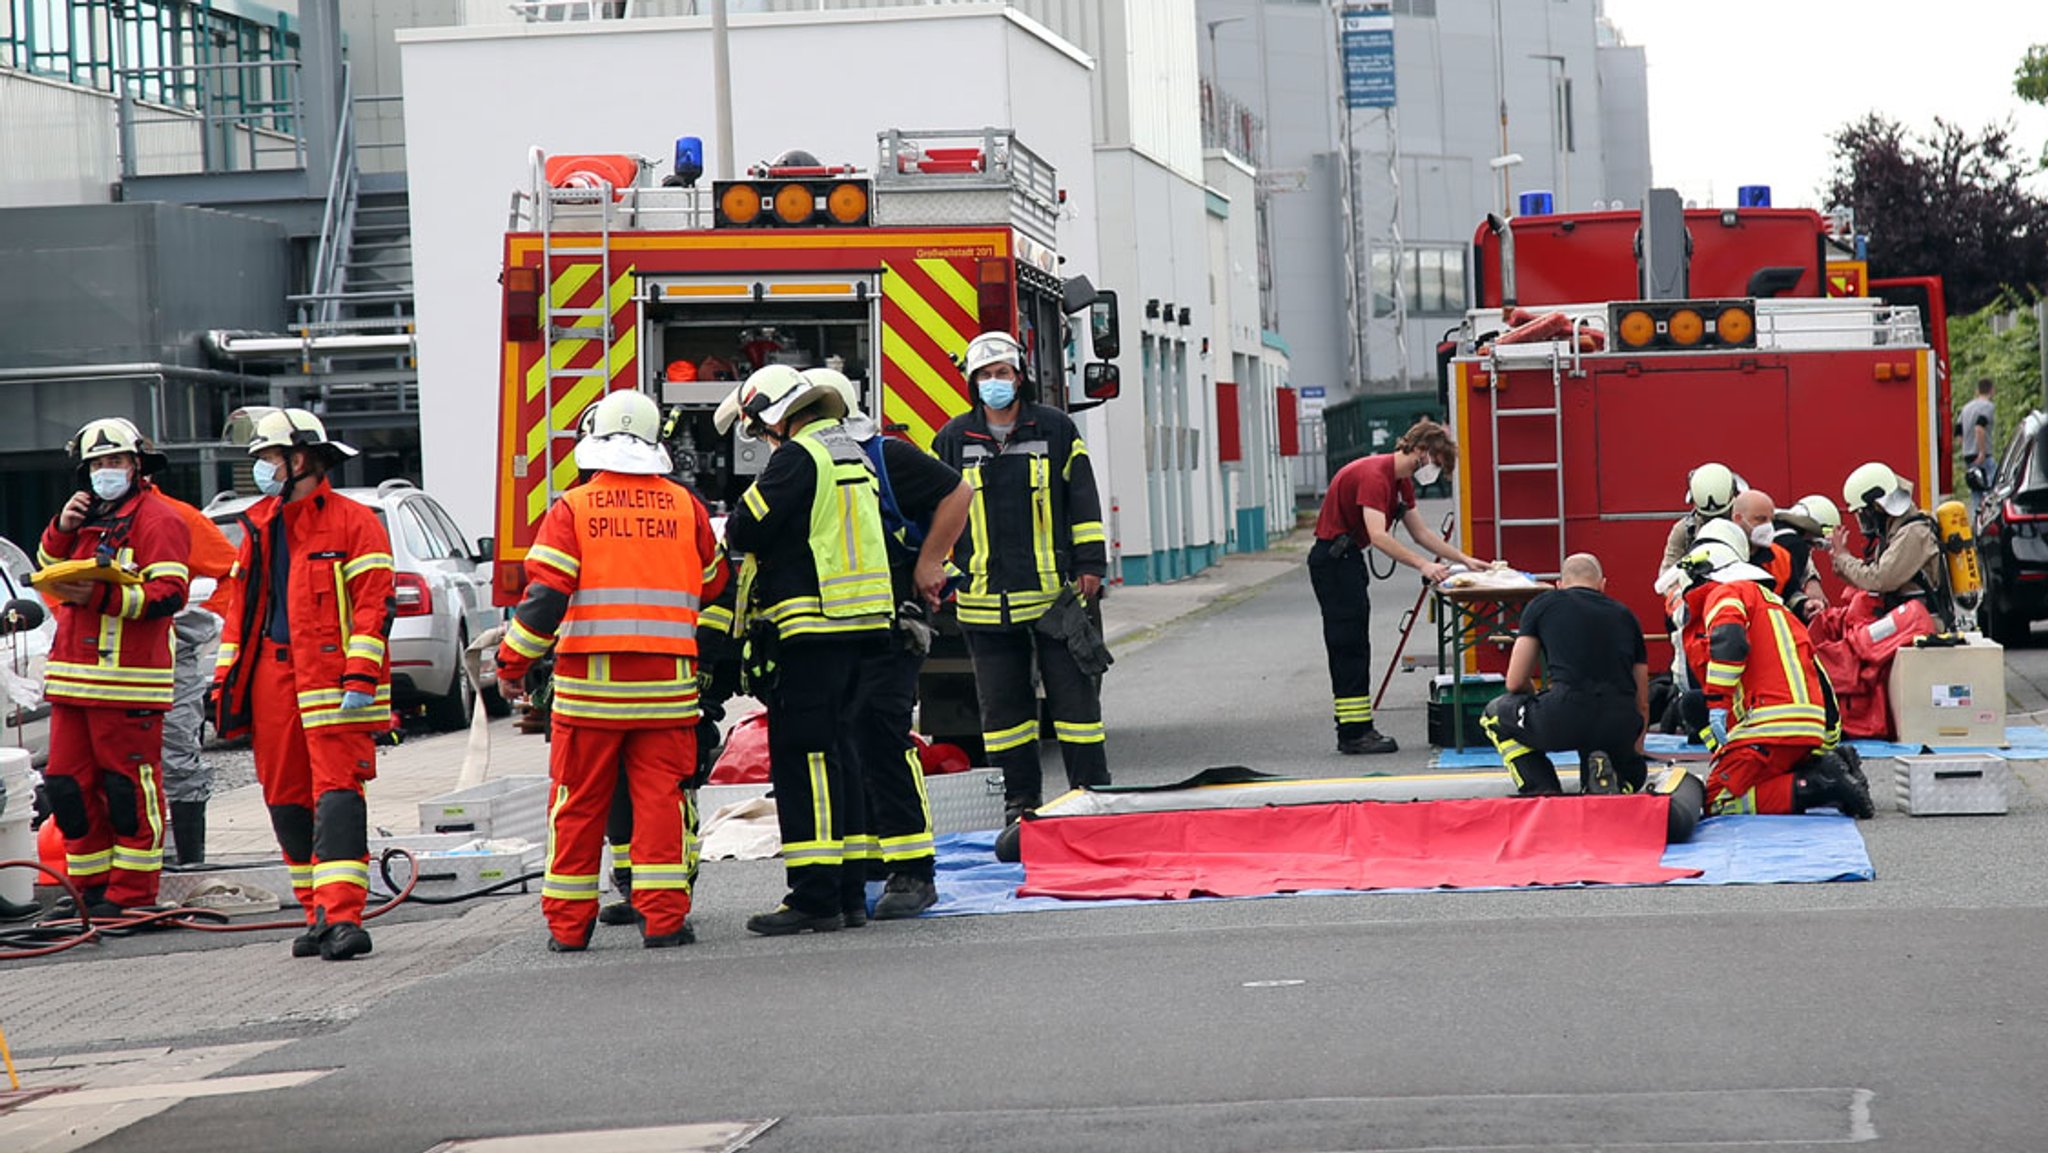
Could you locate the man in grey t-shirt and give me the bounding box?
[1958,378,1997,515]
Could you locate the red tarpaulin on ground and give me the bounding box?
[1016,794,1701,900]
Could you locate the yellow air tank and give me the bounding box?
[1935,499,1982,599]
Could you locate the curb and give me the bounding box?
[1102,540,1308,652]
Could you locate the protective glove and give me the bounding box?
[341,689,376,712]
[1707,707,1730,750]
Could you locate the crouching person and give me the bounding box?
[1479,553,1649,796]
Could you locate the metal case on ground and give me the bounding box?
[1893,754,2010,816]
[417,775,550,843]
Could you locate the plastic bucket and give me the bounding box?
[0,746,35,905]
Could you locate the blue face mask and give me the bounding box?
[978,378,1017,411]
[253,458,285,497]
[89,467,130,502]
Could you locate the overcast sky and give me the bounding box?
[1600,0,2048,211]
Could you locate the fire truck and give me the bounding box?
[492,128,1122,742]
[1448,187,1950,666]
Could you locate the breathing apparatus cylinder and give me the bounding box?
[1935,498,1983,632]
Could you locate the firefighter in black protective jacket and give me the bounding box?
[932,331,1111,825]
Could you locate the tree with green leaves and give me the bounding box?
[1823,114,2048,314]
[1948,290,2042,490]
[2020,44,2048,166]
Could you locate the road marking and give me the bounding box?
[1242,979,1307,987]
[425,1119,778,1153]
[16,1069,331,1109]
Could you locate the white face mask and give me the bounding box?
[1413,460,1442,488]
[1749,523,1774,547]
[253,458,286,497]
[89,467,131,502]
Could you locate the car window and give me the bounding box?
[395,504,446,562]
[423,500,476,561]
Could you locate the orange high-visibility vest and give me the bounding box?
[555,474,703,657]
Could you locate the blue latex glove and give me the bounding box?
[1707,708,1730,749]
[340,689,376,712]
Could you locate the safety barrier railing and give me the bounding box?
[115,59,303,178]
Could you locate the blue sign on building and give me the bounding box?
[1342,2,1395,110]
[1301,386,1328,399]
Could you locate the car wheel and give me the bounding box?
[425,626,477,731]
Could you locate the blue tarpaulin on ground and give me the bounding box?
[1431,724,2048,768]
[918,810,1872,917]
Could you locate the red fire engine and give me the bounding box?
[1450,188,1949,664]
[493,128,1122,742]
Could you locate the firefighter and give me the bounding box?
[1308,418,1482,755]
[805,366,970,918]
[1674,532,1872,818]
[931,332,1111,823]
[1658,462,1744,570]
[1827,462,1950,627]
[212,409,393,960]
[722,365,894,934]
[1729,489,1794,597]
[156,493,239,864]
[494,390,725,951]
[1774,494,1840,623]
[37,417,191,916]
[1479,553,1649,796]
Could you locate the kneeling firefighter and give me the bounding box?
[1672,529,1873,819]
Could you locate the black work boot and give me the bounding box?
[643,920,696,949]
[169,801,208,866]
[319,919,374,961]
[1003,797,1042,826]
[1338,727,1399,755]
[1582,751,1619,795]
[873,873,939,920]
[291,922,324,958]
[744,904,842,936]
[1793,753,1875,820]
[597,899,637,926]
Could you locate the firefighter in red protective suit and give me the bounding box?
[1673,531,1872,818]
[37,417,191,916]
[213,409,394,961]
[495,390,728,952]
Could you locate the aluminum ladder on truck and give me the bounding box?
[1485,344,1568,581]
[534,171,618,504]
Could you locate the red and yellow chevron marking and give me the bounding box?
[497,260,638,548]
[880,256,979,448]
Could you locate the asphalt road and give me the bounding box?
[58,569,2048,1152]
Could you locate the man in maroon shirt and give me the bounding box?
[1310,419,1484,753]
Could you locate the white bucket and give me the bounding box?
[0,746,34,906]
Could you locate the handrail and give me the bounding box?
[305,61,360,331]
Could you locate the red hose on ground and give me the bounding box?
[0,849,426,962]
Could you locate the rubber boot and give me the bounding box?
[170,801,207,866]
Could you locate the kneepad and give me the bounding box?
[103,773,140,837]
[314,790,370,862]
[1480,693,1528,739]
[267,803,316,862]
[42,775,91,839]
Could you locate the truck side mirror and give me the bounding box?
[1090,290,1121,360]
[474,536,495,564]
[1083,362,1121,401]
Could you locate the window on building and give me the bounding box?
[1371,244,1468,317]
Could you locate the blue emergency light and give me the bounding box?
[673,136,704,188]
[1737,184,1772,208]
[1517,190,1555,216]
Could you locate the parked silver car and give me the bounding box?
[208,480,506,730]
[0,535,53,767]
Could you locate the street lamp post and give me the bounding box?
[1205,15,1246,79]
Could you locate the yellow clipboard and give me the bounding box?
[30,557,143,587]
